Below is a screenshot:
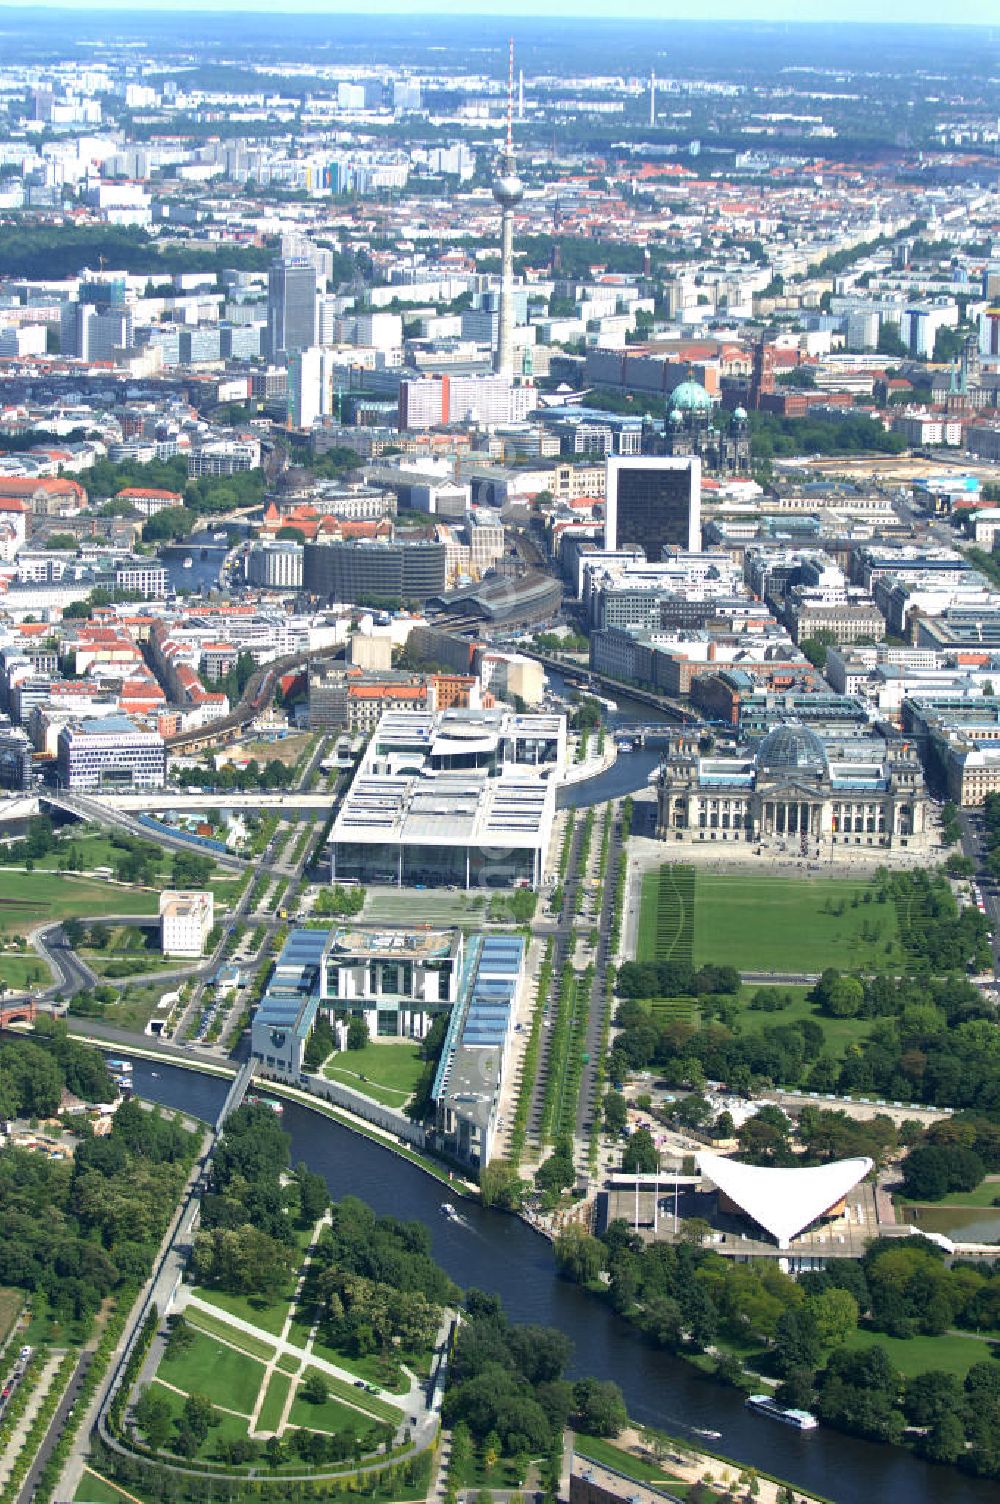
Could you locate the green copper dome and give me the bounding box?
[669,378,713,413]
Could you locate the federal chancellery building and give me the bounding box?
[656,723,931,856]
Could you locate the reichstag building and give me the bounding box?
[656,724,930,855]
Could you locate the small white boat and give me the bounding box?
[182,557,193,569]
[440,1201,461,1221]
[618,740,634,753]
[690,1427,721,1441]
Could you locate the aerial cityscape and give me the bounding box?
[0,5,997,1504]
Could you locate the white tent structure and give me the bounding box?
[696,1151,873,1250]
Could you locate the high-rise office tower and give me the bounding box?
[604,457,701,560]
[287,347,333,429]
[492,39,522,379]
[267,257,318,361]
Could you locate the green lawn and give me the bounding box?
[77,994,166,1033]
[288,1369,395,1434]
[148,1380,251,1459]
[900,1179,1000,1209]
[184,1306,276,1361]
[0,1287,22,1345]
[322,1042,425,1109]
[256,1370,292,1433]
[0,869,160,935]
[34,831,133,874]
[158,1329,265,1414]
[277,1352,300,1374]
[76,1471,152,1504]
[0,952,50,990]
[80,940,175,980]
[842,1326,993,1378]
[574,1434,681,1486]
[286,1365,401,1425]
[737,985,873,1058]
[637,867,904,973]
[193,1287,293,1338]
[308,1332,412,1394]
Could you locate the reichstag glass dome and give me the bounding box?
[755,724,828,777]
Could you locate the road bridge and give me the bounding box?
[96,791,334,812]
[0,998,36,1028]
[41,790,250,868]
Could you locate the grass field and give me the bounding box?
[159,1329,264,1414]
[34,831,134,874]
[288,1366,398,1432]
[308,1332,412,1394]
[0,869,160,936]
[322,1042,424,1109]
[898,1178,1000,1208]
[256,1370,292,1433]
[637,865,694,964]
[239,732,314,767]
[194,1287,294,1338]
[79,924,173,981]
[638,867,904,973]
[842,1327,994,1378]
[149,1380,251,1458]
[574,1434,684,1487]
[185,1305,276,1360]
[645,996,700,1026]
[738,985,872,1057]
[0,1287,22,1345]
[0,953,50,990]
[76,1471,152,1504]
[290,1366,401,1425]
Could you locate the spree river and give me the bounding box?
[549,668,665,809]
[126,1059,996,1504]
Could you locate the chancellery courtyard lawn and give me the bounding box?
[638,865,906,974]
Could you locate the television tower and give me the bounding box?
[493,38,522,379]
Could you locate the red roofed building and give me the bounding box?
[0,477,86,515]
[115,487,184,518]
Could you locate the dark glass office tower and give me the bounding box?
[267,257,318,359]
[604,457,701,561]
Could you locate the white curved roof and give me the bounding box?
[696,1150,873,1249]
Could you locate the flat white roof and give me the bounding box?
[696,1150,873,1249]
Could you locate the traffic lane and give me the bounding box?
[15,1349,93,1504]
[957,812,1000,971]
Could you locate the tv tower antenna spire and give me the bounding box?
[493,37,523,379]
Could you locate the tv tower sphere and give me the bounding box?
[493,170,523,207]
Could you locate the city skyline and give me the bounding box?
[0,0,995,23]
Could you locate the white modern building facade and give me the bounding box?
[330,707,566,889]
[160,889,214,958]
[56,715,166,790]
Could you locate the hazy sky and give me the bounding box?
[4,0,997,20]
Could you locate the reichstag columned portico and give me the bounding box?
[656,724,930,855]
